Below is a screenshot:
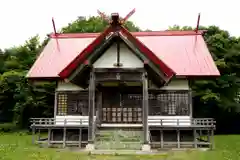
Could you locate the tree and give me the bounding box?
[169,25,240,133]
[0,16,140,128]
[61,16,140,33]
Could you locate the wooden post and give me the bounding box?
[79,128,82,148]
[38,129,41,141]
[32,126,35,144]
[142,72,149,144]
[51,129,53,142]
[98,92,102,125]
[193,129,197,148]
[210,129,214,150]
[160,130,163,148]
[54,91,58,119]
[177,130,180,148]
[88,71,95,143]
[189,90,193,118]
[63,119,66,148]
[48,128,51,146]
[206,130,210,148]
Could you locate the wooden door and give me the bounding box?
[101,87,142,124]
[102,87,120,123]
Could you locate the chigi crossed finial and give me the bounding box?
[97,9,136,25]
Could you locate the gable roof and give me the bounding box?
[26,30,220,80]
[58,26,175,80]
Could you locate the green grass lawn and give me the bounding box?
[0,132,240,160]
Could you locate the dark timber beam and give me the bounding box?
[116,36,121,67]
[68,62,89,82]
[189,89,193,118]
[97,92,102,125]
[88,70,95,143]
[54,91,58,119]
[94,68,144,73]
[142,72,149,144]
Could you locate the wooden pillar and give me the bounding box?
[207,130,210,148]
[207,130,210,141]
[188,90,193,118]
[199,129,202,137]
[79,128,82,148]
[142,72,149,144]
[63,119,66,148]
[160,130,163,148]
[54,91,58,119]
[98,92,102,125]
[32,126,35,144]
[193,129,197,148]
[177,130,180,148]
[38,129,41,141]
[210,129,214,149]
[48,128,51,147]
[88,71,95,143]
[51,129,54,142]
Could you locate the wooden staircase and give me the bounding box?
[94,128,143,150]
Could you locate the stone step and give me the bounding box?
[95,141,142,150]
[95,136,142,142]
[95,129,143,150]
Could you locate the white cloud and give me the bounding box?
[0,0,239,49]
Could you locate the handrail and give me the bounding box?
[148,118,215,127]
[30,117,215,127]
[30,118,91,127]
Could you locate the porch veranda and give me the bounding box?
[30,84,215,150]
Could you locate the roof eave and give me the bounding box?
[48,30,207,39]
[120,26,176,79]
[58,26,113,78]
[27,76,61,81]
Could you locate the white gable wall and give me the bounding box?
[57,81,83,91]
[161,79,189,90]
[93,43,143,68]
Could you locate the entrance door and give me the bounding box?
[101,87,142,123]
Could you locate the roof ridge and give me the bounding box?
[49,30,206,39]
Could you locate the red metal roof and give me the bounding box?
[58,26,175,80]
[27,30,220,79]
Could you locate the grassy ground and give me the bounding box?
[0,132,240,160]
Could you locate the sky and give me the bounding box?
[0,0,239,49]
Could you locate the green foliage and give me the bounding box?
[0,16,140,128]
[0,35,55,127]
[61,16,140,33]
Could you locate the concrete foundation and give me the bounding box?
[141,144,151,151]
[85,143,95,151]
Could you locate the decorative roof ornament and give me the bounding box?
[97,9,136,26]
[195,13,201,33]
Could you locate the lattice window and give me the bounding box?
[149,91,189,116]
[67,92,89,115]
[102,91,142,123]
[57,93,68,115]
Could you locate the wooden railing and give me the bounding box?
[148,118,215,128]
[30,118,90,127]
[30,117,215,128]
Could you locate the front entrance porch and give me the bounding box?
[30,68,215,151]
[100,86,142,124]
